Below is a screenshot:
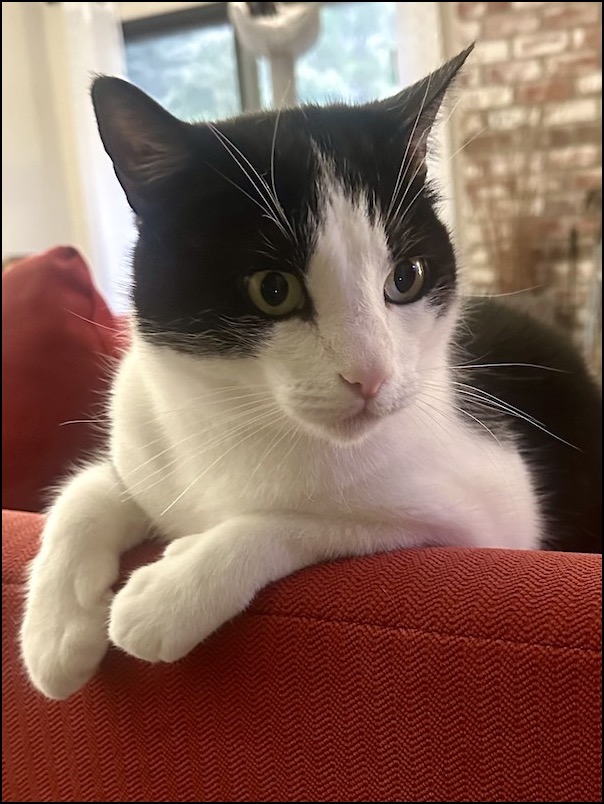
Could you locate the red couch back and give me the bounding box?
[2,247,126,512]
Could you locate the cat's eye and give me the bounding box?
[246,270,306,317]
[384,258,428,305]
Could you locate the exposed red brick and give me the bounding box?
[463,130,518,154]
[459,2,512,21]
[458,111,486,139]
[464,85,514,109]
[574,170,603,192]
[473,40,510,64]
[538,175,572,195]
[544,98,598,126]
[458,2,487,20]
[483,11,539,38]
[574,218,602,238]
[457,66,483,89]
[513,31,569,58]
[545,123,601,147]
[548,144,599,170]
[572,26,603,52]
[486,60,542,84]
[483,2,512,13]
[547,53,601,78]
[541,3,601,30]
[461,162,487,181]
[576,72,602,95]
[452,0,602,309]
[517,79,573,105]
[485,152,547,179]
[532,218,572,239]
[487,105,541,130]
[543,198,586,219]
[467,179,514,201]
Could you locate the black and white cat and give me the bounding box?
[21,46,601,700]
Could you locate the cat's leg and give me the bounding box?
[20,461,149,699]
[109,513,427,663]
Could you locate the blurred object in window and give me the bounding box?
[258,2,399,107]
[248,3,278,17]
[229,2,321,106]
[297,2,399,104]
[123,2,399,119]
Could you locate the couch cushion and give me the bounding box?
[2,509,602,802]
[2,247,124,512]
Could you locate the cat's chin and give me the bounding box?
[293,407,386,445]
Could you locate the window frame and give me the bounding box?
[122,2,261,112]
[121,2,400,113]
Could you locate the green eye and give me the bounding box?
[384,258,428,304]
[246,270,306,316]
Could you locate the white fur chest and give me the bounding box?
[110,344,541,550]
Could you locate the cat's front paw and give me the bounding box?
[108,562,183,662]
[109,559,227,663]
[21,591,110,700]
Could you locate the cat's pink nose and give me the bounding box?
[339,368,388,400]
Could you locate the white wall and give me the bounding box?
[1,2,210,305]
[2,2,135,309]
[3,1,458,306]
[2,3,73,259]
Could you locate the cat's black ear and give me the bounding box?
[91,77,193,212]
[380,44,474,161]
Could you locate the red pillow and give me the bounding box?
[2,247,124,513]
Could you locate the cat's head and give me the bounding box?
[92,46,472,444]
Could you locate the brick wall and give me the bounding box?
[446,1,602,336]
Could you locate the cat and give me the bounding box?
[20,45,601,700]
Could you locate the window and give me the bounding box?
[123,2,399,120]
[124,5,242,121]
[294,2,399,104]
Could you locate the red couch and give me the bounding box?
[2,249,602,802]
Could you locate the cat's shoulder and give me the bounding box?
[458,296,599,380]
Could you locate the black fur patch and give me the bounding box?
[129,105,457,355]
[92,49,473,356]
[91,49,602,555]
[456,298,602,553]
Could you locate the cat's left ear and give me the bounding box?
[379,43,474,160]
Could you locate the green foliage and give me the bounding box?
[125,2,399,121]
[126,23,240,122]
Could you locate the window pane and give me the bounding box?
[297,2,399,105]
[124,23,240,121]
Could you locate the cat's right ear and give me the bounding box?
[91,77,193,212]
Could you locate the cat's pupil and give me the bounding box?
[261,272,289,307]
[394,262,417,294]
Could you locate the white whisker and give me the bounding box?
[386,72,433,222]
[449,384,580,451]
[160,413,285,516]
[444,125,488,166]
[125,401,280,496]
[207,122,294,239]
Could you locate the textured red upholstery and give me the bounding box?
[2,510,601,802]
[2,247,122,513]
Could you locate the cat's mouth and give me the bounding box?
[341,403,381,425]
[333,404,385,437]
[290,399,388,443]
